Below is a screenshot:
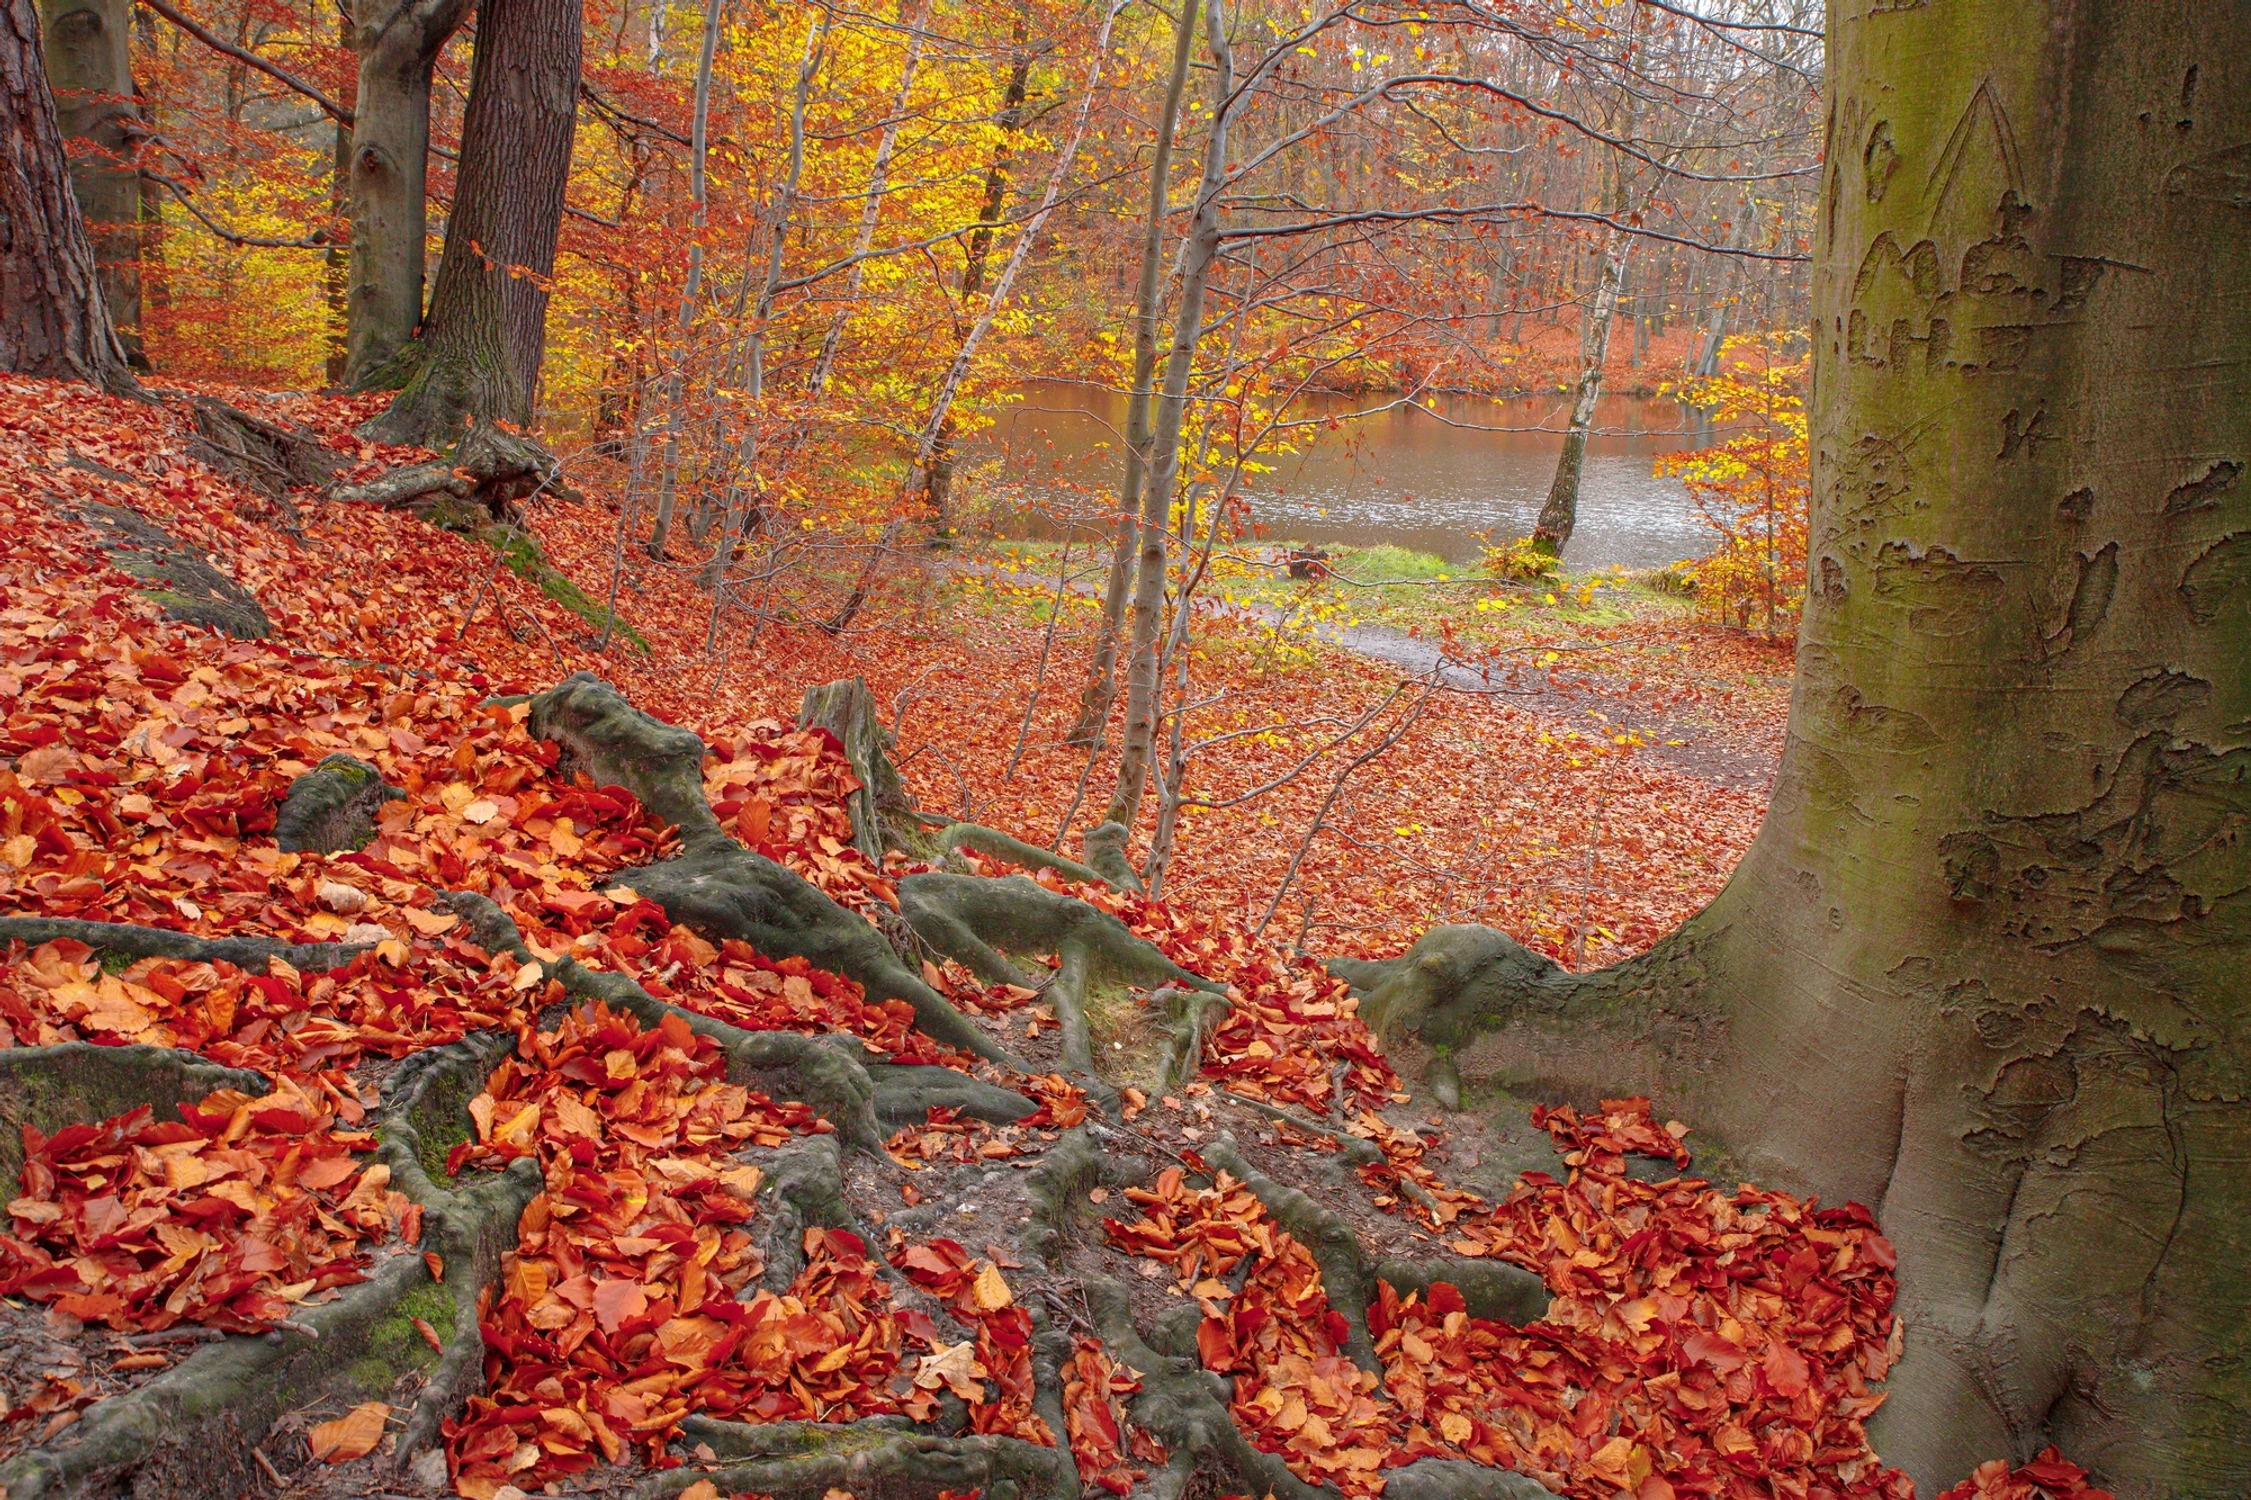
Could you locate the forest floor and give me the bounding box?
[0,377,2096,1500]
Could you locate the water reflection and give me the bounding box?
[979,380,1714,570]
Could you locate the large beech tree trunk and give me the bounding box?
[37,0,139,366]
[363,0,579,447]
[341,0,472,386]
[1355,4,2251,1493]
[0,0,132,390]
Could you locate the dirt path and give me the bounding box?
[969,557,1782,797]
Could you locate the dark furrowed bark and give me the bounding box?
[0,0,135,392]
[1352,6,2251,1492]
[37,0,140,366]
[361,0,579,445]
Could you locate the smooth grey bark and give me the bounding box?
[0,0,133,391]
[341,0,472,386]
[1102,0,1232,832]
[1359,4,2251,1493]
[38,0,139,365]
[1067,0,1197,747]
[362,0,581,446]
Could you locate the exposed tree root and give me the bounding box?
[1077,822,1144,894]
[0,1041,267,1184]
[655,1420,1072,1500]
[1197,1136,1381,1374]
[1156,986,1233,1096]
[432,889,906,1153]
[749,1134,865,1290]
[178,394,340,504]
[1367,1256,1549,1328]
[274,752,406,854]
[0,1026,538,1499]
[899,873,1221,1112]
[1332,924,1717,1117]
[528,672,1016,1067]
[332,420,562,520]
[864,1060,1038,1127]
[0,915,371,974]
[935,824,1109,889]
[798,677,926,860]
[45,495,273,638]
[1211,1087,1378,1166]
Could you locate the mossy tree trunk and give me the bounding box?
[0,0,135,392]
[37,0,140,367]
[361,0,579,447]
[1360,4,2251,1492]
[340,0,472,386]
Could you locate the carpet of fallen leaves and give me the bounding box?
[1105,1096,1918,1500]
[0,373,2097,1499]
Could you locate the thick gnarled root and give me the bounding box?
[899,873,1220,1111]
[275,752,406,854]
[653,1421,1073,1500]
[1334,923,1711,1115]
[0,915,371,976]
[529,673,1015,1067]
[0,1028,539,1500]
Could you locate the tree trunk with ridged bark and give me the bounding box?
[37,0,140,367]
[1353,5,2251,1494]
[0,0,132,391]
[362,0,579,447]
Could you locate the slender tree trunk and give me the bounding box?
[647,0,723,559]
[903,0,1119,534]
[1067,0,1196,747]
[323,27,350,386]
[1102,0,1230,833]
[1362,5,2251,1493]
[694,4,828,595]
[363,0,580,446]
[1692,192,1756,377]
[1530,223,1627,555]
[0,0,133,391]
[807,0,927,397]
[37,0,140,367]
[341,0,472,386]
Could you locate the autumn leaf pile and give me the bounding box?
[442,1001,902,1495]
[1104,1097,1921,1500]
[1934,1450,2115,1500]
[0,1074,408,1332]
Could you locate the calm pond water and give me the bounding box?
[978,380,1714,570]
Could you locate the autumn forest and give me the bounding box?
[0,1,2241,1499]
